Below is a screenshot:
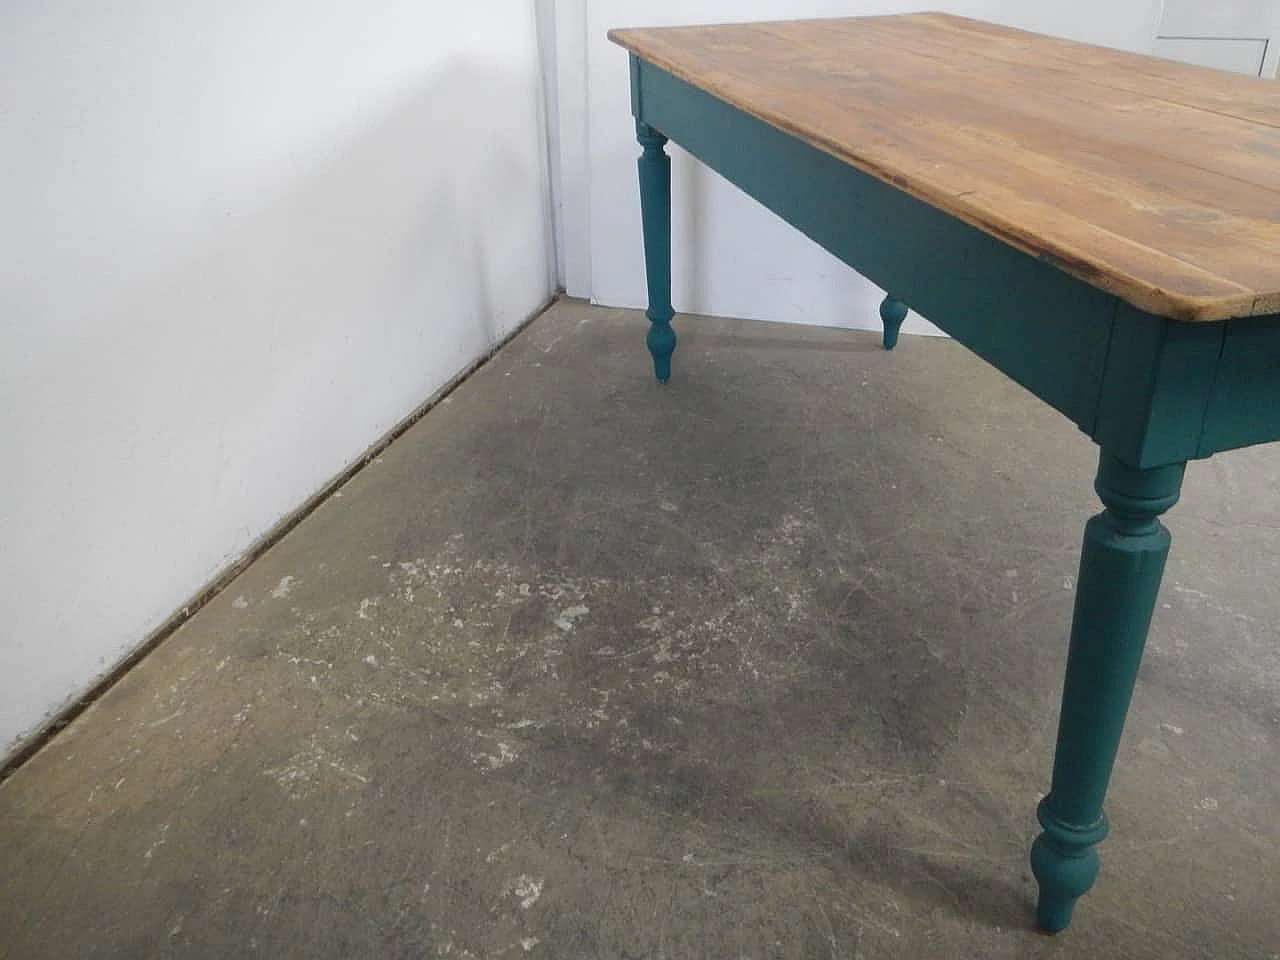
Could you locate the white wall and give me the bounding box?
[983,0,1164,51]
[0,0,555,755]
[545,0,592,293]
[569,0,1162,332]
[1154,0,1280,77]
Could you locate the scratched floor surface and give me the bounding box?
[2,299,1278,959]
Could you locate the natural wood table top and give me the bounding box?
[610,13,1280,321]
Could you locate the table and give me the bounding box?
[609,12,1280,933]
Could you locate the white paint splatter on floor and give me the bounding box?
[143,822,170,861]
[510,875,543,909]
[271,576,298,599]
[554,605,589,632]
[472,741,519,772]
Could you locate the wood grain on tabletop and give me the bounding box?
[609,12,1280,321]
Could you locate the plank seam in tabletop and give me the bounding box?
[915,14,1280,126]
[609,13,1280,321]
[835,19,1280,222]
[803,19,1280,198]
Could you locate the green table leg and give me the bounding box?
[880,295,907,350]
[1031,452,1185,932]
[636,122,676,382]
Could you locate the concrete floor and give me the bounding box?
[2,299,1279,959]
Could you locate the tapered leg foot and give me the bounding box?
[636,122,676,382]
[880,295,907,349]
[1030,453,1185,932]
[1030,804,1105,932]
[646,320,676,383]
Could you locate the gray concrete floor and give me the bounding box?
[2,299,1279,959]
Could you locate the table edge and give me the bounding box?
[609,22,1275,323]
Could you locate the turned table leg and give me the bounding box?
[1031,452,1185,932]
[636,122,676,382]
[880,295,907,350]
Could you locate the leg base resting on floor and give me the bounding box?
[880,295,907,350]
[1031,453,1185,932]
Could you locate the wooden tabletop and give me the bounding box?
[610,13,1280,321]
